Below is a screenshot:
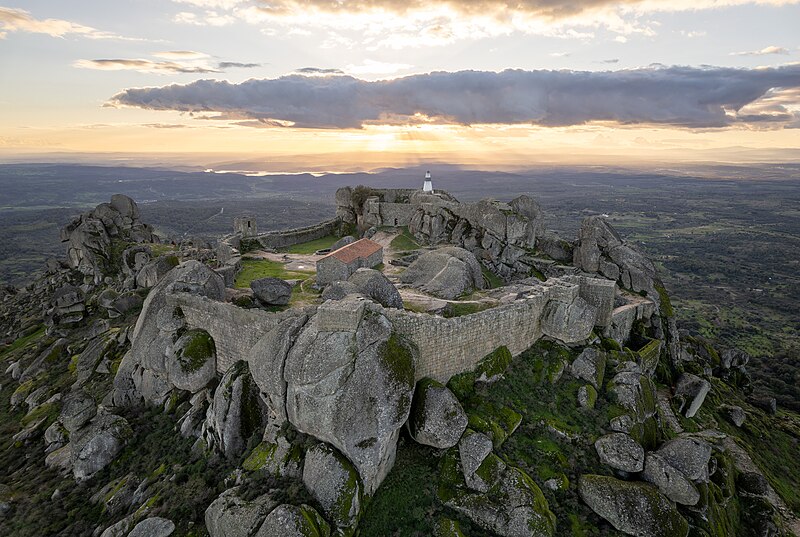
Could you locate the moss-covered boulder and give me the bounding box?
[434,518,467,537]
[476,346,513,383]
[168,329,216,393]
[578,475,689,537]
[255,504,331,537]
[202,361,266,461]
[467,402,522,449]
[243,438,302,478]
[440,447,556,537]
[302,443,363,535]
[408,378,468,449]
[570,347,606,389]
[284,301,417,494]
[205,487,278,537]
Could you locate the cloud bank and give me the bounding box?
[75,53,261,74]
[169,0,800,47]
[109,65,800,129]
[0,7,141,40]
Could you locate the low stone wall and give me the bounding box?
[387,289,557,382]
[167,293,303,373]
[252,218,341,249]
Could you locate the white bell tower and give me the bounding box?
[423,170,434,193]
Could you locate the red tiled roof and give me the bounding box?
[323,238,382,264]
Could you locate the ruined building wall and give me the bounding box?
[252,218,341,249]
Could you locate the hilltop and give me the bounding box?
[0,185,798,537]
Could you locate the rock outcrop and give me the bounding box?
[284,299,417,494]
[408,378,467,449]
[111,261,226,407]
[251,277,293,306]
[578,475,689,537]
[302,443,363,533]
[61,194,157,285]
[400,247,484,300]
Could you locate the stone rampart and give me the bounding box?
[169,276,611,383]
[167,293,304,373]
[252,218,341,249]
[386,284,570,382]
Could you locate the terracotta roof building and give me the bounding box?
[316,238,383,286]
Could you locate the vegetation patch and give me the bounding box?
[389,228,420,252]
[234,259,313,289]
[282,234,343,254]
[178,330,215,372]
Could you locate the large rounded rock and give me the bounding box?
[255,504,330,537]
[251,277,292,306]
[674,373,711,419]
[654,436,713,483]
[167,329,217,393]
[128,517,175,537]
[347,268,403,309]
[205,488,277,537]
[578,475,689,537]
[284,300,416,494]
[408,378,467,449]
[540,297,596,344]
[60,390,97,434]
[641,453,700,506]
[400,246,484,300]
[70,414,132,480]
[203,361,266,460]
[112,261,225,407]
[594,433,645,473]
[570,347,606,389]
[302,443,363,533]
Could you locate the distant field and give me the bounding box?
[1,162,797,409]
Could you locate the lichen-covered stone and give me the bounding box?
[400,246,484,300]
[578,475,689,537]
[577,384,597,409]
[202,361,265,460]
[205,488,277,537]
[674,373,711,418]
[168,329,216,393]
[459,430,494,493]
[641,453,700,506]
[347,268,403,309]
[408,378,467,449]
[594,433,645,473]
[251,277,292,306]
[570,347,607,388]
[540,297,596,344]
[302,443,362,533]
[284,304,416,494]
[655,436,713,483]
[128,517,175,537]
[70,413,132,480]
[254,504,331,537]
[112,261,225,407]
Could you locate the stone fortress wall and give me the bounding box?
[246,218,341,250]
[172,275,617,382]
[168,293,309,373]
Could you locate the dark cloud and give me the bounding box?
[218,61,261,69]
[109,65,800,129]
[295,67,346,75]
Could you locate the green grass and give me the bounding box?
[0,326,45,357]
[389,228,420,252]
[234,259,314,289]
[441,301,495,318]
[281,235,345,255]
[480,266,504,289]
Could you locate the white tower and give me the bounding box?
[423,170,434,193]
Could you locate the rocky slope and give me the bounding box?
[0,194,797,537]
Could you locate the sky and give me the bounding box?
[1,0,799,170]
